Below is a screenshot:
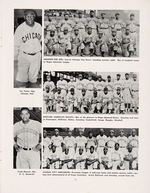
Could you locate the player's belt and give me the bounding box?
[120,146,126,148]
[100,27,109,29]
[22,147,33,151]
[130,31,136,33]
[116,29,122,31]
[67,146,74,148]
[107,146,113,148]
[23,51,38,56]
[98,145,105,148]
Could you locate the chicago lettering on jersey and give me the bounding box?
[22,32,41,43]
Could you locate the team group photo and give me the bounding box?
[44,9,139,57]
[13,107,42,169]
[43,127,139,170]
[14,9,42,88]
[43,71,139,115]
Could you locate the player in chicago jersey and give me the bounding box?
[14,10,42,88]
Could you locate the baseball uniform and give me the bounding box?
[14,119,41,169]
[14,21,42,83]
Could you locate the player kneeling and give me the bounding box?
[94,31,108,57]
[98,146,112,170]
[108,29,122,57]
[86,146,99,169]
[124,144,138,170]
[73,148,86,169]
[60,148,74,169]
[122,28,135,57]
[111,143,125,170]
[48,145,60,169]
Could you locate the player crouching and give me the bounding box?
[86,146,99,170]
[48,145,60,169]
[60,148,74,169]
[73,148,86,169]
[94,31,108,57]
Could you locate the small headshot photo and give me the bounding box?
[14,9,42,88]
[13,107,42,169]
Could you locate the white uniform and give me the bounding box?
[51,135,63,154]
[86,151,98,169]
[64,136,76,157]
[85,80,95,99]
[60,152,74,169]
[131,80,139,108]
[128,135,138,154]
[49,151,60,169]
[74,151,86,169]
[86,137,96,151]
[101,92,113,113]
[117,136,128,154]
[14,119,41,169]
[43,90,54,113]
[43,137,51,168]
[76,136,87,151]
[76,79,87,95]
[111,149,124,170]
[67,81,76,92]
[122,78,132,103]
[99,151,112,170]
[43,81,55,91]
[66,92,77,113]
[57,79,68,96]
[124,149,138,170]
[14,21,42,83]
[107,136,117,153]
[96,135,107,156]
[95,81,104,98]
[54,92,66,112]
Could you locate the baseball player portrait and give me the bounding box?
[13,107,41,169]
[43,71,139,115]
[14,9,42,88]
[42,127,139,170]
[44,9,139,57]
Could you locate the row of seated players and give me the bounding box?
[43,128,138,170]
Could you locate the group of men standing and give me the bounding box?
[43,72,139,114]
[44,10,139,57]
[43,128,138,170]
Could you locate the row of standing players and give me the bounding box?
[43,73,139,114]
[44,11,139,57]
[43,128,138,170]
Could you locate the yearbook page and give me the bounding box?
[1,0,150,193]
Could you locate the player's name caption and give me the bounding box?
[18,90,36,95]
[42,170,137,177]
[17,170,37,176]
[43,115,138,122]
[44,57,139,64]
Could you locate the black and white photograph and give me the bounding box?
[43,71,139,114]
[14,9,42,88]
[13,107,42,169]
[44,9,139,57]
[43,127,139,170]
